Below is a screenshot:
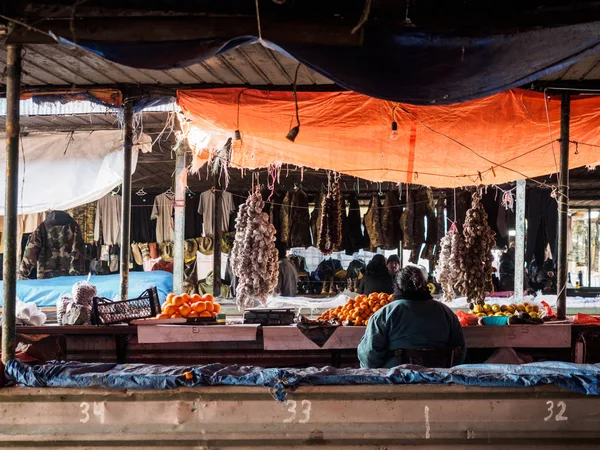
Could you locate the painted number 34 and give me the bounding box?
[80,402,105,424]
[544,401,568,422]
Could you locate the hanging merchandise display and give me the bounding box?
[343,192,365,255]
[231,189,279,310]
[381,190,403,250]
[420,189,438,261]
[456,191,496,306]
[151,190,175,243]
[436,223,465,302]
[317,180,343,255]
[94,193,122,246]
[198,188,236,236]
[363,194,384,252]
[310,192,324,247]
[401,187,433,263]
[280,189,312,248]
[432,197,446,266]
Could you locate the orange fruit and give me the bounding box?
[199,311,212,318]
[165,293,176,304]
[163,304,176,316]
[188,310,199,318]
[179,304,192,317]
[192,302,206,313]
[211,312,217,318]
[172,295,185,307]
[202,293,214,304]
[171,313,183,318]
[182,293,192,304]
[191,294,202,303]
[156,313,170,319]
[213,303,222,313]
[204,302,214,313]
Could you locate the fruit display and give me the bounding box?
[231,189,279,310]
[468,301,541,319]
[317,292,394,326]
[155,293,222,319]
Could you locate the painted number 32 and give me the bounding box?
[544,401,568,422]
[283,400,312,424]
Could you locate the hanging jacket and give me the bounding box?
[363,194,384,251]
[381,191,403,250]
[18,211,84,280]
[420,188,437,261]
[343,193,365,255]
[432,197,446,267]
[310,193,324,247]
[401,186,434,264]
[280,189,312,248]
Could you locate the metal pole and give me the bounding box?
[2,45,22,364]
[588,207,592,288]
[514,179,526,303]
[172,146,186,294]
[556,93,570,320]
[119,98,134,301]
[213,172,223,297]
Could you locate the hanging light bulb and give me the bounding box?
[234,130,241,141]
[390,121,399,141]
[286,125,300,142]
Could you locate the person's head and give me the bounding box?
[367,254,387,271]
[394,265,432,301]
[386,254,400,275]
[275,242,288,260]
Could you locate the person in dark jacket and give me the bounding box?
[358,266,466,368]
[275,242,299,297]
[358,254,394,295]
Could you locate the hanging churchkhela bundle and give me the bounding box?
[435,223,465,302]
[317,180,343,255]
[231,189,279,309]
[457,191,496,306]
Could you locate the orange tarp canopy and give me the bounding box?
[178,88,600,188]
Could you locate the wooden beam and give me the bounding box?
[172,144,186,295]
[119,97,134,301]
[556,93,570,320]
[514,179,526,302]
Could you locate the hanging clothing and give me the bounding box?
[94,194,121,245]
[67,202,97,245]
[401,187,433,264]
[184,193,203,239]
[0,212,47,259]
[280,189,312,248]
[343,193,365,255]
[310,193,324,247]
[526,189,558,268]
[151,191,175,243]
[363,194,384,251]
[381,191,403,250]
[131,193,156,243]
[18,211,84,280]
[198,189,235,236]
[420,189,437,261]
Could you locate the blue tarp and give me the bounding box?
[6,360,600,401]
[63,21,600,105]
[0,271,173,307]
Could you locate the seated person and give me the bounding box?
[18,211,83,280]
[275,242,298,297]
[358,254,394,296]
[358,266,466,369]
[386,254,400,277]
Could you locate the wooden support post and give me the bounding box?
[514,179,526,302]
[173,146,186,294]
[2,45,22,364]
[556,93,570,320]
[119,98,134,301]
[213,172,223,297]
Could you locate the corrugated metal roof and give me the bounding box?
[0,98,178,116]
[0,41,334,89]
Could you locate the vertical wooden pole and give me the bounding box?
[173,146,186,294]
[213,171,223,297]
[588,207,592,288]
[2,45,22,364]
[514,179,526,302]
[556,93,570,320]
[119,98,134,301]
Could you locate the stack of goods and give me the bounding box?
[436,191,495,307]
[155,293,222,319]
[469,302,541,319]
[231,189,279,310]
[317,181,343,255]
[317,292,393,326]
[57,281,97,326]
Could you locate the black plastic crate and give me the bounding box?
[92,287,160,325]
[243,308,295,326]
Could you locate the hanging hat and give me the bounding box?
[160,242,175,262]
[222,232,236,254]
[138,243,151,262]
[131,243,144,265]
[197,237,214,255]
[184,239,199,263]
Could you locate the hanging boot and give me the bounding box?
[329,277,336,295]
[321,280,330,295]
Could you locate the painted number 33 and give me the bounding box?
[544,401,568,422]
[283,400,312,424]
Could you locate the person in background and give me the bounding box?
[275,242,298,297]
[358,265,466,369]
[358,254,394,296]
[386,254,400,277]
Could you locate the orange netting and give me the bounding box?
[177,88,600,188]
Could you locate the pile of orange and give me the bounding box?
[317,292,393,326]
[155,293,222,319]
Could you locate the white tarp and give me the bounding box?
[0,130,151,215]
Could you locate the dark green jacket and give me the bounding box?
[357,297,466,369]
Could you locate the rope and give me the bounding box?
[254,0,263,42]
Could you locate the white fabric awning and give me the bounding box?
[0,130,151,215]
